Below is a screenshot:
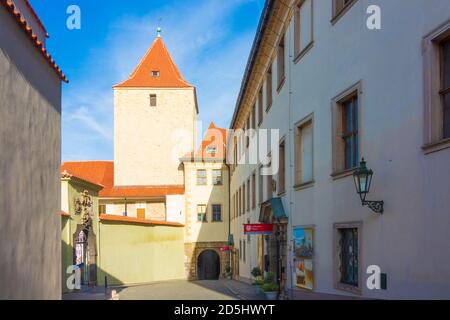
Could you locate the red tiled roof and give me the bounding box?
[183,122,227,161]
[61,161,185,198]
[114,37,191,88]
[24,0,48,37]
[100,214,184,227]
[1,0,68,82]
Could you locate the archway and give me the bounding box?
[197,250,220,280]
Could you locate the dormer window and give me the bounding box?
[206,146,217,155]
[151,70,160,77]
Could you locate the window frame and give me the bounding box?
[277,34,286,92]
[294,0,314,63]
[246,178,251,212]
[252,171,257,209]
[333,221,363,295]
[331,0,357,25]
[212,169,223,186]
[331,81,362,179]
[149,94,157,107]
[266,65,273,111]
[278,138,286,195]
[422,21,450,154]
[211,204,222,222]
[294,113,315,189]
[197,204,208,222]
[258,87,264,126]
[196,169,207,186]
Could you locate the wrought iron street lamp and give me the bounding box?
[353,158,384,214]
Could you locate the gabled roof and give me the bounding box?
[114,36,192,88]
[181,122,227,162]
[1,0,68,82]
[61,161,184,198]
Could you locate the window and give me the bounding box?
[277,35,285,90]
[266,159,272,201]
[149,94,157,107]
[258,88,263,125]
[332,0,357,23]
[441,37,450,138]
[197,169,207,185]
[294,0,313,60]
[243,240,246,263]
[423,23,450,153]
[239,240,242,260]
[239,187,242,216]
[335,223,361,293]
[342,95,359,170]
[247,179,250,212]
[206,146,217,155]
[197,205,207,222]
[332,82,361,175]
[151,70,160,77]
[233,137,238,168]
[212,204,222,222]
[246,117,250,147]
[212,169,222,185]
[251,104,256,130]
[252,172,256,209]
[278,140,286,194]
[295,117,314,186]
[242,183,246,215]
[266,66,273,109]
[99,204,106,215]
[258,166,264,204]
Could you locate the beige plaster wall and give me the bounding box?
[114,88,197,186]
[184,162,229,244]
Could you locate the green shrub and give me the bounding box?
[252,278,264,286]
[225,266,231,273]
[251,267,262,279]
[261,282,279,292]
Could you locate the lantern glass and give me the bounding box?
[353,158,374,202]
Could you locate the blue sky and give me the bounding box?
[30,0,263,161]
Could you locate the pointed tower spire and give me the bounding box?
[114,34,192,88]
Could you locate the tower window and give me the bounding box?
[151,70,160,77]
[150,94,157,107]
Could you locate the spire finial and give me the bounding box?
[156,27,162,38]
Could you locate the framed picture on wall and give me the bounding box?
[293,227,314,290]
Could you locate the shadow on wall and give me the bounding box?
[61,220,187,294]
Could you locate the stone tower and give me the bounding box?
[113,31,198,186]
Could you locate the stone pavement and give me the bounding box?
[223,279,267,300]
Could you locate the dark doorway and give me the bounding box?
[197,250,220,280]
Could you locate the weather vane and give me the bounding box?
[157,17,162,37]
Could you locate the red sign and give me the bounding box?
[244,224,273,235]
[220,246,231,252]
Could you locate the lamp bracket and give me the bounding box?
[362,200,384,214]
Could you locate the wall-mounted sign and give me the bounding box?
[244,224,273,235]
[219,246,231,252]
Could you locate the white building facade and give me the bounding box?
[229,0,450,299]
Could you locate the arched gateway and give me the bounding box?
[197,250,220,280]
